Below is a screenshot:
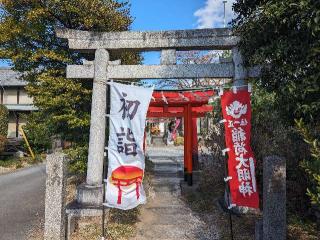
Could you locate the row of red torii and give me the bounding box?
[147,90,214,185]
[56,27,260,206]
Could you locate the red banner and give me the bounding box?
[221,90,259,209]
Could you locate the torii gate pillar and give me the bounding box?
[184,104,193,185]
[192,117,199,171]
[77,49,109,206]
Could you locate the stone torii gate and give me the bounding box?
[56,27,259,207]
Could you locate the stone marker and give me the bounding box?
[263,156,286,240]
[44,153,67,240]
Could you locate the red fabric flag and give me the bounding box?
[221,90,259,209]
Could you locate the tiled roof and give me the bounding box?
[0,68,26,87]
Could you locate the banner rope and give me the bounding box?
[101,82,111,240]
[103,79,252,93]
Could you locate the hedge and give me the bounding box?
[0,104,9,137]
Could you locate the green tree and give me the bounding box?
[232,0,320,210]
[0,104,9,137]
[21,112,52,153]
[296,119,320,207]
[0,1,140,170]
[0,104,9,153]
[233,0,320,123]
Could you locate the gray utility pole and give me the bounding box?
[223,1,227,28]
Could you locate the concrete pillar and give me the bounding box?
[44,153,67,240]
[263,156,286,240]
[77,49,109,206]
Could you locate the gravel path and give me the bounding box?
[132,146,220,240]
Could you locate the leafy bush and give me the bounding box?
[22,113,52,154]
[0,135,7,154]
[233,0,320,217]
[0,105,9,154]
[199,100,226,196]
[174,136,184,146]
[0,105,9,137]
[296,119,320,208]
[65,144,88,174]
[251,85,310,213]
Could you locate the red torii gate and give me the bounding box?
[146,90,214,185]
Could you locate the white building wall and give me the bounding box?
[7,112,17,138]
[19,89,33,104]
[2,87,34,138]
[3,89,17,104]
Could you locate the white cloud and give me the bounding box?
[194,0,236,29]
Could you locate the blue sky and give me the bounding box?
[0,0,235,67]
[130,0,235,64]
[130,0,204,31]
[130,0,235,31]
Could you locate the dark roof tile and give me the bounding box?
[0,68,26,86]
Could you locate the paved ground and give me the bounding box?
[0,164,46,240]
[133,146,219,240]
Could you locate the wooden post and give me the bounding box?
[192,117,199,171]
[19,125,35,160]
[183,105,188,182]
[143,130,146,153]
[186,104,193,186]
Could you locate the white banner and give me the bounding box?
[104,82,153,210]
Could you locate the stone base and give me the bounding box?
[66,201,105,240]
[183,170,202,186]
[192,170,202,183]
[255,219,263,240]
[186,172,193,186]
[76,183,103,207]
[180,180,199,195]
[232,206,261,215]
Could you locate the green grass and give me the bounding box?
[107,208,140,240]
[70,208,140,240]
[0,157,18,168]
[0,155,43,169]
